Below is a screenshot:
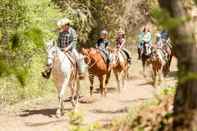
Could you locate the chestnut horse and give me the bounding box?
[110,49,129,91]
[81,48,111,96]
[149,47,168,87]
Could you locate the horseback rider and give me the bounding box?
[142,26,152,55]
[156,30,170,48]
[137,27,146,59]
[156,30,171,61]
[116,28,131,64]
[96,30,112,68]
[42,17,84,79]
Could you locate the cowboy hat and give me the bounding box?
[57,17,71,28]
[100,30,108,35]
[118,28,125,34]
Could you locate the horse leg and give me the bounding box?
[142,59,146,77]
[122,70,127,88]
[99,76,105,96]
[126,66,129,79]
[89,73,94,96]
[153,70,157,87]
[159,66,164,84]
[114,70,120,92]
[56,79,69,117]
[105,70,111,85]
[71,79,80,112]
[103,75,107,96]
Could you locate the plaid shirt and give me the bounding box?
[57,27,77,50]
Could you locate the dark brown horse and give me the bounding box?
[81,48,111,96]
[141,42,152,76]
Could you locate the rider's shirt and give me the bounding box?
[143,32,152,45]
[57,27,77,50]
[138,32,144,44]
[160,31,169,40]
[116,38,125,49]
[96,38,110,50]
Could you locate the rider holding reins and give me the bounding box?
[42,17,84,78]
[137,25,152,59]
[96,30,112,68]
[116,29,131,64]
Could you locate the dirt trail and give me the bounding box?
[0,55,177,131]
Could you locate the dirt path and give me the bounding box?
[0,56,177,131]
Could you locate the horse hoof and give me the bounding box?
[73,107,78,113]
[56,109,63,118]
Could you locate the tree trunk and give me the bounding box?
[158,0,197,130]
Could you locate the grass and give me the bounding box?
[101,86,176,131]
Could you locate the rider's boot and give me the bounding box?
[128,58,132,64]
[41,66,52,79]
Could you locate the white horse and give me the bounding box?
[46,41,80,117]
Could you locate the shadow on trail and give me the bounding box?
[24,119,67,127]
[137,81,154,86]
[19,108,71,117]
[91,107,128,114]
[167,71,177,77]
[120,98,149,103]
[94,87,117,94]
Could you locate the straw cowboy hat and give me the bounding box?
[118,28,125,35]
[100,30,108,35]
[57,17,71,28]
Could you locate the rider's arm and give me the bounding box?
[106,41,111,49]
[65,28,77,51]
[119,39,125,49]
[96,40,99,48]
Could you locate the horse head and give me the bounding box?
[46,40,58,66]
[81,48,92,65]
[143,42,152,56]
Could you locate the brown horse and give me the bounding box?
[158,41,175,76]
[110,49,129,91]
[81,48,111,96]
[148,47,168,87]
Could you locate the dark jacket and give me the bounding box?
[96,38,110,50]
[57,27,77,50]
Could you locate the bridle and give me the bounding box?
[84,55,98,69]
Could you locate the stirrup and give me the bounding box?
[41,68,51,79]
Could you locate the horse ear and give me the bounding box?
[52,40,56,46]
[46,40,54,50]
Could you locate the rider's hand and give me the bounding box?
[64,48,68,52]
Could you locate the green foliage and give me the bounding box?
[68,111,84,125]
[0,0,63,104]
[159,87,176,96]
[150,8,187,30]
[24,27,44,48]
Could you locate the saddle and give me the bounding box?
[158,48,168,62]
[119,49,128,60]
[97,49,109,64]
[64,51,77,67]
